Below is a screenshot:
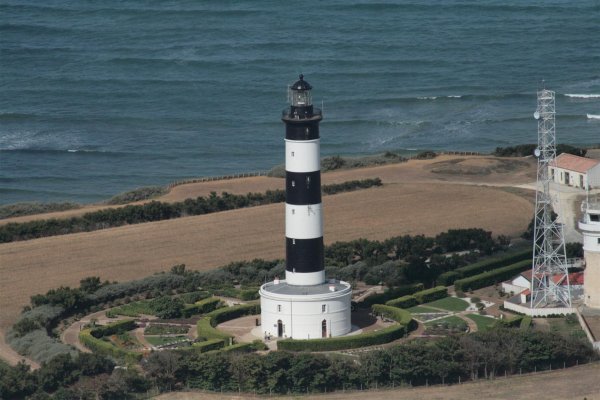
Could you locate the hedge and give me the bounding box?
[180,290,211,304]
[196,317,233,341]
[218,340,267,354]
[520,316,532,330]
[361,283,424,307]
[436,250,531,286]
[277,305,414,351]
[79,329,142,363]
[213,288,260,301]
[191,338,225,353]
[371,304,413,326]
[437,271,461,286]
[277,323,406,351]
[206,302,261,326]
[386,286,448,308]
[414,286,448,303]
[90,319,137,339]
[386,295,418,309]
[182,297,222,318]
[454,259,531,292]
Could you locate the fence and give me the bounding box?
[168,171,268,189]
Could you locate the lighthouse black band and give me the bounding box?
[285,122,320,141]
[285,237,324,273]
[286,171,321,205]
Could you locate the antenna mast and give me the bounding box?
[530,88,571,308]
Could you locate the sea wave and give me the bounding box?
[564,94,600,99]
[587,114,600,120]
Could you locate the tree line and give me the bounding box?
[0,178,382,243]
[2,327,595,399]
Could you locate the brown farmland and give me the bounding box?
[0,181,533,332]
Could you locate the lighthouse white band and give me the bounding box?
[285,270,326,286]
[285,139,320,173]
[285,203,323,239]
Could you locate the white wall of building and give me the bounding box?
[549,164,600,189]
[260,283,352,339]
[285,204,323,239]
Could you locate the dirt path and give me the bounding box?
[153,361,600,400]
[456,314,479,333]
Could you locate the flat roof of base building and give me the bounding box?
[261,280,350,296]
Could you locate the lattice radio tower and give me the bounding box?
[530,88,571,308]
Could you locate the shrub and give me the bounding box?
[6,329,77,364]
[0,202,80,219]
[454,259,531,292]
[386,295,418,309]
[105,186,167,205]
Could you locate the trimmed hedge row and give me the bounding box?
[218,340,267,354]
[371,304,413,326]
[386,295,418,309]
[212,288,260,301]
[206,302,261,326]
[414,286,447,303]
[438,249,532,285]
[386,286,447,308]
[360,283,424,307]
[182,297,222,318]
[90,319,137,339]
[454,259,531,292]
[196,317,233,341]
[191,338,225,353]
[79,330,141,363]
[277,305,414,351]
[520,316,532,330]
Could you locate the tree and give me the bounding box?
[150,296,184,319]
[80,277,102,293]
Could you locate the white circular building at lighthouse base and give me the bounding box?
[260,280,352,339]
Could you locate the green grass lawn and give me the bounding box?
[425,316,468,333]
[145,335,188,346]
[533,315,587,338]
[407,305,440,314]
[423,297,470,312]
[465,313,496,332]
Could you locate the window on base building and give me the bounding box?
[322,304,326,313]
[277,305,281,312]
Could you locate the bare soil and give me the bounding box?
[153,362,600,400]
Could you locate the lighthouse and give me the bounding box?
[259,75,352,339]
[579,198,600,308]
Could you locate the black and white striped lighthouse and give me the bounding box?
[258,75,352,339]
[282,75,325,286]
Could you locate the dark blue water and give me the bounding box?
[1,0,599,205]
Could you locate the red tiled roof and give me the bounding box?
[521,289,531,296]
[550,153,600,173]
[550,271,584,286]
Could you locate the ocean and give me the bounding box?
[1,0,599,205]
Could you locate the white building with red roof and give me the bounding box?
[549,153,600,189]
[502,270,585,304]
